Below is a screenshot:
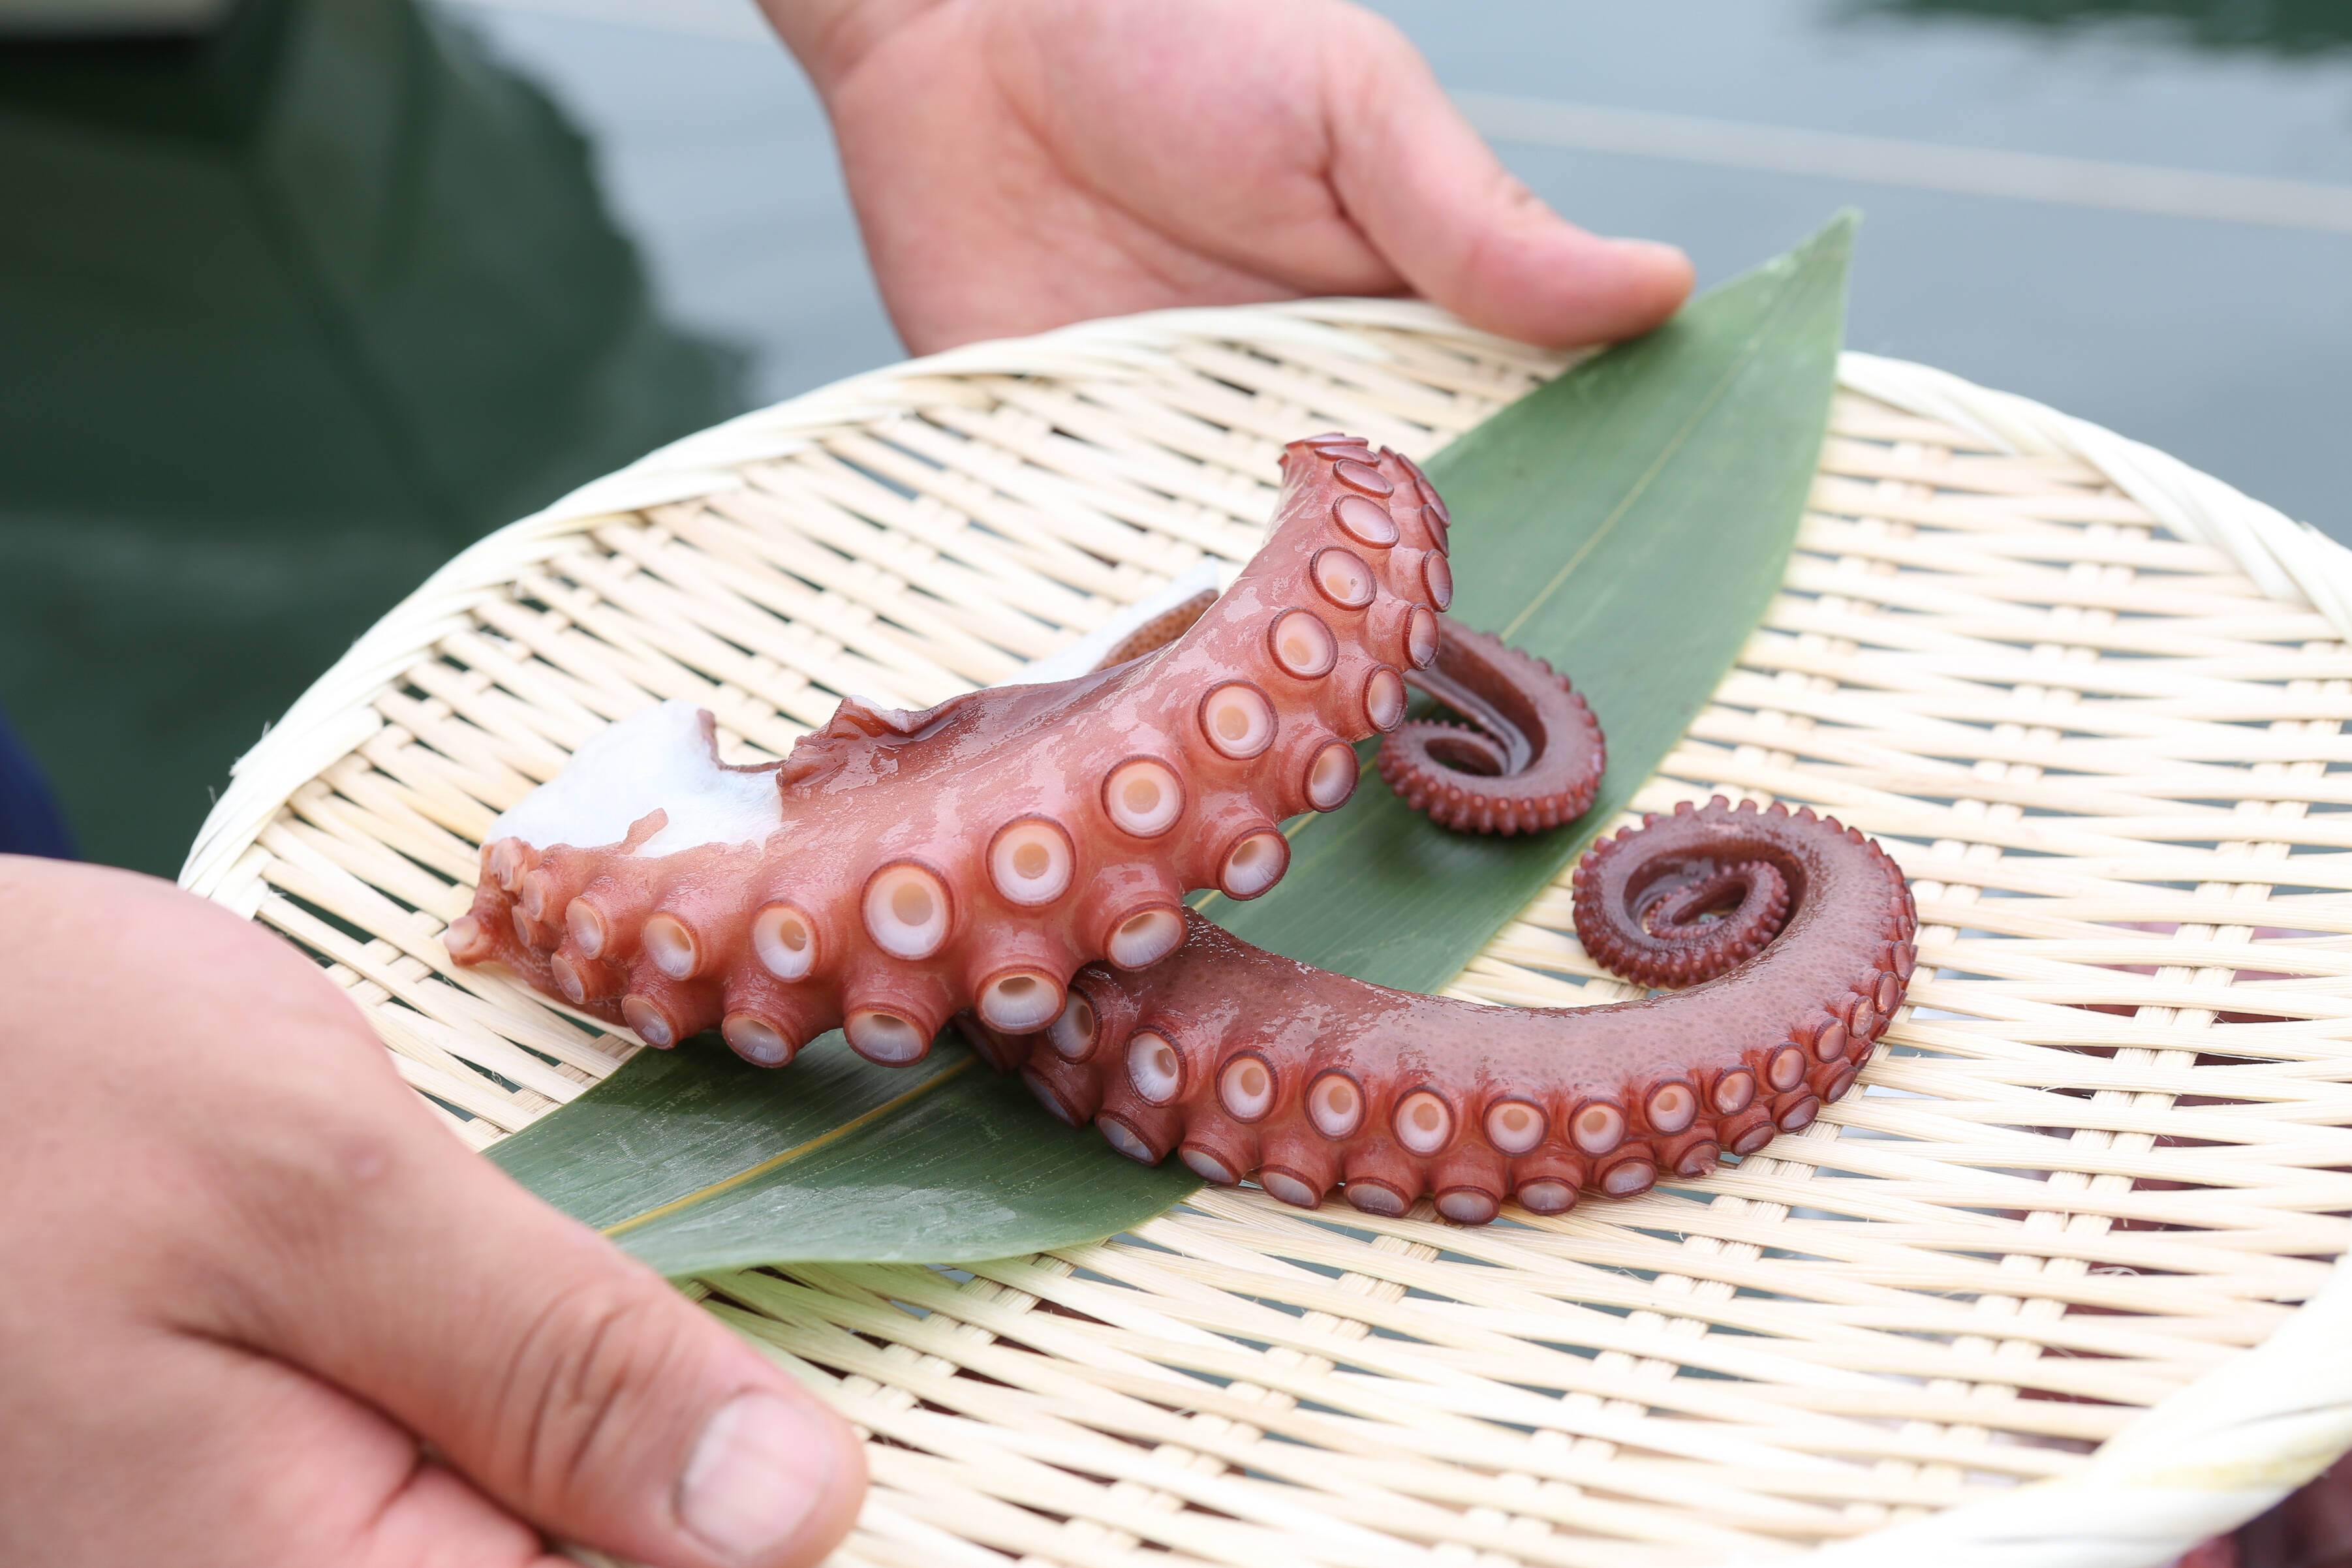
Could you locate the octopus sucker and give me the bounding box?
[1512,1178,1579,1216]
[452,435,1455,1056]
[986,817,1075,907]
[750,902,822,980]
[974,965,1066,1034]
[1019,1052,1100,1126]
[719,1011,796,1066]
[977,797,1914,1221]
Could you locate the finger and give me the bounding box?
[3,1313,563,1568]
[1322,12,1693,345]
[0,861,863,1568]
[206,1010,865,1567]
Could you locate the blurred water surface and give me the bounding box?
[1,0,2346,871]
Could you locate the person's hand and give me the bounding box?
[0,856,864,1568]
[764,0,1694,354]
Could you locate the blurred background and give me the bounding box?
[1,0,2347,874]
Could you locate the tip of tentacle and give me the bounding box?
[1378,623,1605,836]
[1571,793,1905,996]
[443,913,492,964]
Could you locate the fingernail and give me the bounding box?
[677,1391,835,1561]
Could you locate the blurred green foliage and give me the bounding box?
[0,0,747,874]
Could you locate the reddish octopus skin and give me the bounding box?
[1098,603,1605,837]
[961,797,1918,1223]
[446,432,1453,1068]
[1380,623,1605,835]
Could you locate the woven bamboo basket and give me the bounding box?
[181,300,2352,1568]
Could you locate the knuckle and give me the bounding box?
[497,1278,694,1503]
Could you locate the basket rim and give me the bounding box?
[178,299,2352,1567]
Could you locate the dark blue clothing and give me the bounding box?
[0,703,74,859]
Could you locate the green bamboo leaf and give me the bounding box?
[1210,212,1855,989]
[490,1032,1197,1272]
[491,214,1855,1271]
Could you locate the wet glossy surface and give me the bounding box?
[2,0,2345,870]
[993,790,1918,1221]
[450,439,1449,1059]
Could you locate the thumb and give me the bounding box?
[1323,13,1694,346]
[236,1086,865,1568]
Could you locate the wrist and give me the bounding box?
[756,0,949,94]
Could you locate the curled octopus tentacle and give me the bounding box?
[1378,623,1605,835]
[446,431,1452,1068]
[1090,592,1605,837]
[962,797,1917,1223]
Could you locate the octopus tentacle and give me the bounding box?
[447,433,1451,1066]
[1378,623,1606,835]
[1033,446,1595,839]
[1094,589,1217,673]
[963,797,1915,1222]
